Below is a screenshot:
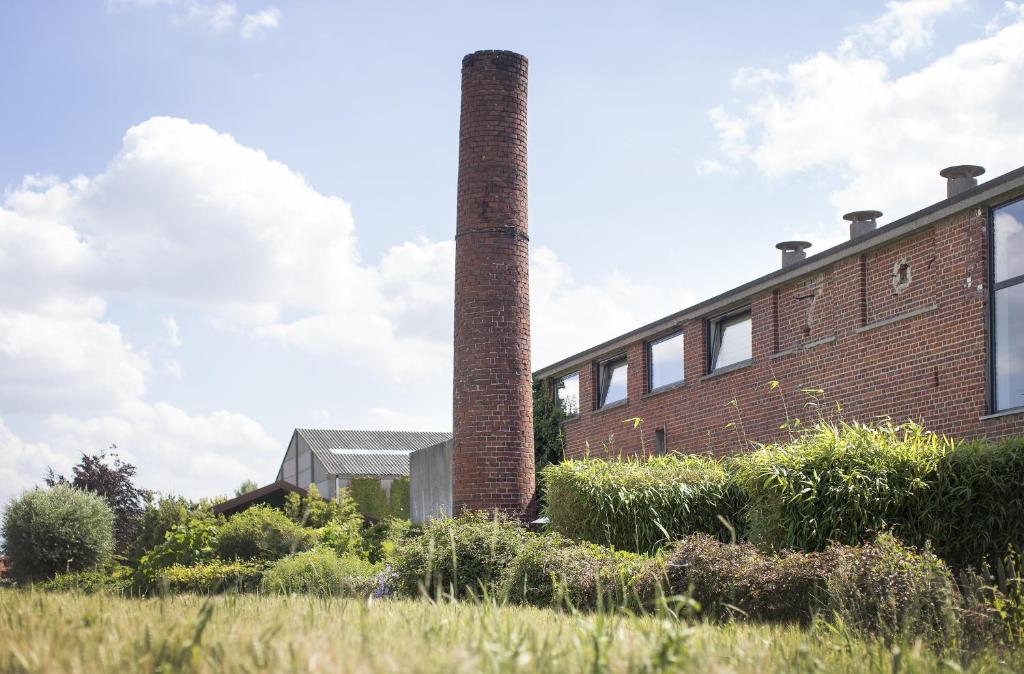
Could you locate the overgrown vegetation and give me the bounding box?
[533,379,566,479]
[262,548,379,596]
[543,454,746,553]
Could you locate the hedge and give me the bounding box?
[350,478,411,521]
[542,454,746,553]
[394,511,528,598]
[502,534,647,611]
[262,548,379,597]
[154,560,266,594]
[38,567,132,595]
[216,505,315,561]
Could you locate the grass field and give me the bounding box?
[0,590,1022,673]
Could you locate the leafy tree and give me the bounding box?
[46,448,144,554]
[1,485,115,582]
[234,479,260,497]
[128,494,191,562]
[533,379,566,475]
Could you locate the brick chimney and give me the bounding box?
[452,50,535,516]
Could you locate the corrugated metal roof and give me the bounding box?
[311,448,413,477]
[295,428,452,453]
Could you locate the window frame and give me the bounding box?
[988,199,1024,414]
[596,354,629,409]
[646,329,685,393]
[707,306,753,374]
[551,370,581,418]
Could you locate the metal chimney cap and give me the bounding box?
[939,165,985,179]
[775,241,812,252]
[843,210,883,222]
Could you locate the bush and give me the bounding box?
[38,567,132,594]
[1,486,115,582]
[543,454,746,553]
[283,483,358,529]
[362,518,413,564]
[128,494,191,562]
[217,505,315,561]
[350,479,391,520]
[154,560,265,594]
[824,533,961,645]
[262,548,379,597]
[394,511,528,598]
[502,534,645,611]
[133,515,220,591]
[732,421,948,552]
[641,534,829,624]
[924,436,1024,567]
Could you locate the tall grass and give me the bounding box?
[0,590,1020,673]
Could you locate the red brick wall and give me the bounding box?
[452,50,535,515]
[550,205,1024,460]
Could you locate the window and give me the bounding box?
[709,308,752,372]
[648,331,684,391]
[654,428,667,456]
[993,198,1024,412]
[597,356,628,408]
[553,371,580,417]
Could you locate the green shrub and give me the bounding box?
[732,421,948,552]
[315,519,364,558]
[923,436,1024,567]
[502,534,646,611]
[262,548,379,597]
[283,483,358,529]
[154,560,265,594]
[543,454,746,553]
[1,485,115,582]
[216,505,315,561]
[133,515,220,591]
[388,479,410,520]
[823,533,961,645]
[642,534,828,624]
[350,478,390,520]
[363,517,413,564]
[394,511,528,598]
[128,494,191,562]
[38,567,132,594]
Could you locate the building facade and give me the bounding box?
[534,165,1024,460]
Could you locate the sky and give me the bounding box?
[2,0,1023,505]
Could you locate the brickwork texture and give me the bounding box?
[547,204,1024,460]
[452,50,535,515]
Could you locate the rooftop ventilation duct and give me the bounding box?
[776,241,812,268]
[940,165,985,198]
[844,210,882,239]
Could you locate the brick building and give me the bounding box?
[534,165,1024,460]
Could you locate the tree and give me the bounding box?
[234,479,260,497]
[1,485,115,582]
[533,379,566,475]
[46,447,143,555]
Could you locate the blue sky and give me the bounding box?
[2,0,1022,502]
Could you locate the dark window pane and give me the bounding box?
[994,199,1024,282]
[712,311,752,371]
[554,372,580,416]
[649,332,685,389]
[995,284,1024,411]
[599,358,628,407]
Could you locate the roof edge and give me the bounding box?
[533,164,1024,380]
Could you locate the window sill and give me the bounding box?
[643,380,687,398]
[591,399,628,416]
[979,406,1024,421]
[701,359,754,381]
[854,303,938,334]
[770,335,837,360]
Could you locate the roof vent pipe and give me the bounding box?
[776,241,812,269]
[844,210,882,239]
[940,165,985,198]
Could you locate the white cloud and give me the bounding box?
[0,114,690,506]
[704,2,1024,223]
[116,0,280,38]
[0,418,73,512]
[241,7,280,39]
[840,0,966,59]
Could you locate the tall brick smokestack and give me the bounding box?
[452,50,535,516]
